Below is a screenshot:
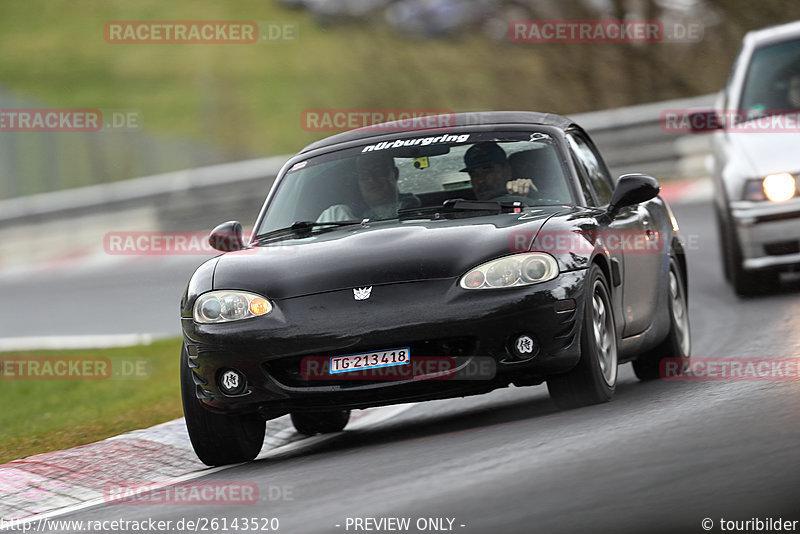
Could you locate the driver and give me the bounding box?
[317,152,419,222]
[461,142,537,199]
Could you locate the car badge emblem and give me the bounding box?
[353,287,372,300]
[516,336,535,354]
[221,371,240,391]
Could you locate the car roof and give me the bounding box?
[743,20,800,49]
[298,111,575,154]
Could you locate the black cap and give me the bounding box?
[460,142,507,172]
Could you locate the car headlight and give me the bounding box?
[763,173,797,202]
[459,253,559,289]
[193,290,272,323]
[743,173,797,202]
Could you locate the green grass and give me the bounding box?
[0,338,184,464]
[0,0,558,195]
[0,0,548,156]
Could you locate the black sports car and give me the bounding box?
[180,111,691,466]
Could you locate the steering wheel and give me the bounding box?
[484,188,533,203]
[484,188,565,205]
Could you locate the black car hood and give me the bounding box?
[213,208,569,299]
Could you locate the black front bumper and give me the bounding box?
[181,271,586,417]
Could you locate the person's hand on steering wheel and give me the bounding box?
[506,178,538,196]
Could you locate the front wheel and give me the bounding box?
[721,219,777,296]
[714,204,730,282]
[181,345,265,466]
[632,256,691,380]
[547,264,618,409]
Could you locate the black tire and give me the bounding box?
[291,410,351,436]
[727,232,778,297]
[547,264,617,410]
[714,204,731,282]
[723,222,778,296]
[180,345,265,466]
[632,256,691,380]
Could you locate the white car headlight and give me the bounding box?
[743,173,797,202]
[194,290,272,323]
[763,173,796,202]
[460,253,559,290]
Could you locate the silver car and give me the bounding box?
[699,20,800,295]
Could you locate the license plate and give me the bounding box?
[329,347,411,374]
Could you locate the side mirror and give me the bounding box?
[686,110,723,133]
[209,220,244,252]
[607,174,660,215]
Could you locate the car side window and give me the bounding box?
[566,132,613,206]
[723,46,742,109]
[569,153,598,207]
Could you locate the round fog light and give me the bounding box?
[218,369,246,395]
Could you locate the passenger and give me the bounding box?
[317,152,419,222]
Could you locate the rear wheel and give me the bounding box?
[632,256,691,380]
[181,345,265,466]
[291,411,351,436]
[547,264,617,409]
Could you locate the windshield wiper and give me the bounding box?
[398,199,525,219]
[254,219,366,244]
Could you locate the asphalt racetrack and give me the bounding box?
[5,200,800,533]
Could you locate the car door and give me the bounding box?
[566,130,660,336]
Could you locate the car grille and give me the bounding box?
[764,240,800,256]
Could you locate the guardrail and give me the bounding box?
[0,93,716,267]
[0,87,232,200]
[577,92,716,180]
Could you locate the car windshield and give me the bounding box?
[738,37,800,120]
[256,130,572,235]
